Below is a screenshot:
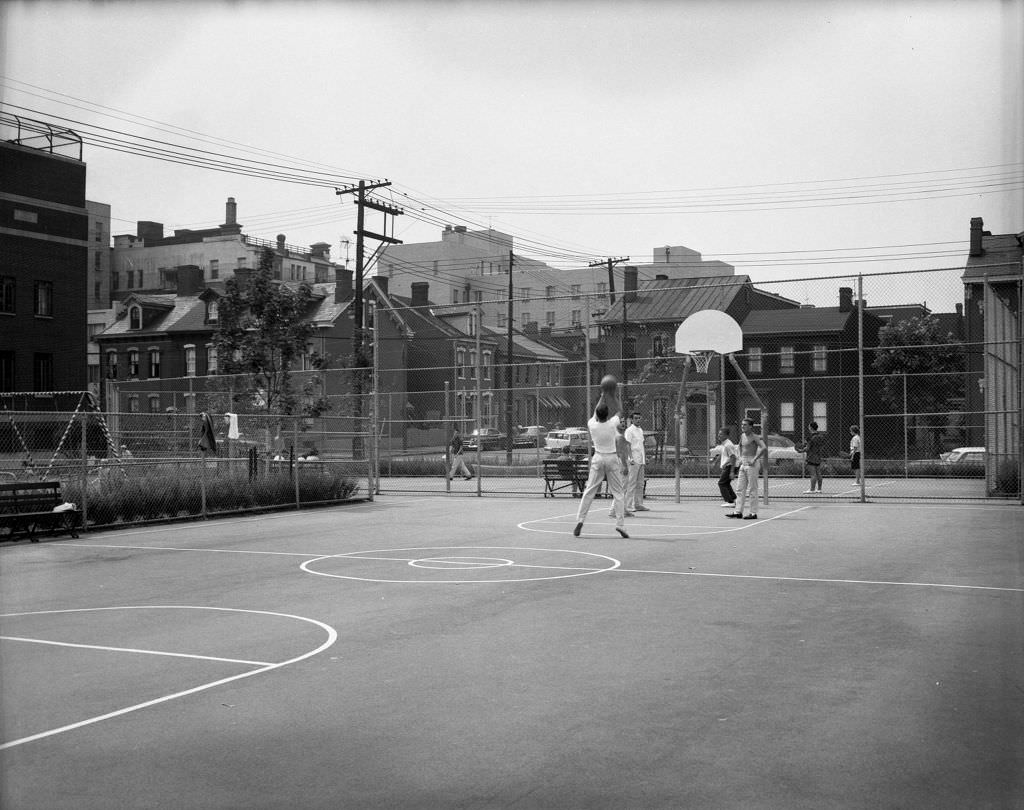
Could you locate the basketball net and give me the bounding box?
[688,351,714,375]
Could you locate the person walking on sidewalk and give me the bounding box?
[797,421,826,493]
[575,401,629,539]
[711,427,739,507]
[624,412,649,512]
[447,427,474,481]
[728,418,766,520]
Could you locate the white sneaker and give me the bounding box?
[803,489,815,494]
[720,502,735,508]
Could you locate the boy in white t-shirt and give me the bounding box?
[710,428,738,507]
[573,402,629,539]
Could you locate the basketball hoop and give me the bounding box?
[688,351,714,375]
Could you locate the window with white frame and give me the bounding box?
[780,402,795,433]
[206,299,218,323]
[148,348,161,378]
[812,401,827,432]
[127,349,139,378]
[206,345,217,374]
[497,313,507,329]
[652,334,665,356]
[148,395,161,413]
[129,305,142,330]
[483,351,491,380]
[209,259,219,280]
[571,284,581,299]
[813,344,827,373]
[780,346,795,374]
[546,311,556,326]
[469,350,477,380]
[184,345,196,376]
[106,350,118,379]
[128,394,139,413]
[545,286,555,299]
[456,348,466,379]
[571,310,581,326]
[747,347,762,373]
[521,312,532,326]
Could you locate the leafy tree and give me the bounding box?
[871,314,965,451]
[214,247,329,417]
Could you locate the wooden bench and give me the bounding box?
[0,481,81,543]
[542,456,589,498]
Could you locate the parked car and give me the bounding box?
[545,428,592,455]
[514,425,547,448]
[464,428,506,451]
[907,447,986,473]
[765,433,806,464]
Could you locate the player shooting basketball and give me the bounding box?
[572,375,629,539]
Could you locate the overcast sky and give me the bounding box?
[2,0,1021,310]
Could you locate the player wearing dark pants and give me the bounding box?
[711,428,738,507]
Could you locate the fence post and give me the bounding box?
[858,274,866,502]
[79,409,88,533]
[293,416,300,509]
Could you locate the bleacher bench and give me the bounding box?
[0,481,81,543]
[542,457,589,498]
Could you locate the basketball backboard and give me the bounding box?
[674,310,743,355]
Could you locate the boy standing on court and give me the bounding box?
[727,418,766,520]
[798,421,826,493]
[574,401,629,539]
[711,427,739,507]
[447,427,474,481]
[624,412,649,512]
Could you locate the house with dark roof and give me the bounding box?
[739,289,885,456]
[961,216,1022,494]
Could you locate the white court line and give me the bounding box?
[0,636,273,667]
[0,606,337,750]
[60,543,315,557]
[610,567,1024,593]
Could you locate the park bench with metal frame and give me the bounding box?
[542,457,588,498]
[0,481,80,542]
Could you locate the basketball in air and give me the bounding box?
[600,375,618,393]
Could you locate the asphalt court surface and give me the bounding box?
[1,495,1021,809]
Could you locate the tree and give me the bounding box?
[871,314,965,452]
[214,248,329,417]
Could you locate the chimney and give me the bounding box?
[335,267,353,303]
[970,217,985,257]
[276,234,286,253]
[137,221,164,242]
[624,266,638,303]
[310,242,330,259]
[374,275,389,295]
[839,287,853,312]
[411,282,430,307]
[224,197,237,226]
[175,265,205,296]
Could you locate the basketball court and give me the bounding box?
[1,494,1021,809]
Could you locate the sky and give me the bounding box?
[1,0,1021,311]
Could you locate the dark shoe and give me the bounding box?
[743,514,758,520]
[573,522,583,537]
[616,527,629,538]
[726,512,742,518]
[464,476,473,480]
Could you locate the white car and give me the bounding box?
[765,434,806,463]
[545,428,591,454]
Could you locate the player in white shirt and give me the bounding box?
[573,401,629,538]
[624,412,649,512]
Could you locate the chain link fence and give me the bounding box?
[3,267,1019,533]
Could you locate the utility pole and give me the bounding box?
[335,180,403,362]
[505,250,515,462]
[589,256,628,307]
[336,180,403,458]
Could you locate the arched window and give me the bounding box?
[129,306,142,330]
